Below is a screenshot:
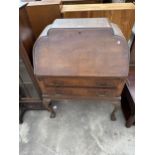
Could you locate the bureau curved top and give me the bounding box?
[33,18,129,77]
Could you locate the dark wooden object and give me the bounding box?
[42,0,102,5]
[126,0,135,3]
[19,3,41,96]
[19,3,134,125]
[61,0,99,4]
[19,99,45,124]
[121,66,135,127]
[19,3,43,123]
[19,2,35,64]
[33,18,130,120]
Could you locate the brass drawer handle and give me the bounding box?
[96,83,115,89]
[97,94,106,97]
[48,82,64,87]
[54,93,62,97]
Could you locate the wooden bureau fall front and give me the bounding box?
[33,18,129,120]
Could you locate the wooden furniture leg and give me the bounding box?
[121,66,135,128]
[121,84,135,128]
[19,99,45,124]
[111,102,121,121]
[126,115,135,128]
[42,98,56,118]
[19,103,27,124]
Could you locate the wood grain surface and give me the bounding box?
[26,1,62,38]
[19,5,35,64]
[61,3,135,40]
[33,19,129,77]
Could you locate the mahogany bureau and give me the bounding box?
[33,18,129,120]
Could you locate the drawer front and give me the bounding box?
[45,87,121,99]
[42,77,124,89]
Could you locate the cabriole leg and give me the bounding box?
[42,98,56,118]
[111,102,120,121]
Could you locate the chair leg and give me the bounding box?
[19,105,27,124]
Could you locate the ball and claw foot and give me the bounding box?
[111,112,117,121]
[110,104,120,121]
[43,99,57,119]
[125,116,135,128]
[49,104,57,118]
[19,118,24,124]
[50,111,56,118]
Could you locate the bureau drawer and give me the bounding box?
[41,77,125,89]
[45,87,121,99]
